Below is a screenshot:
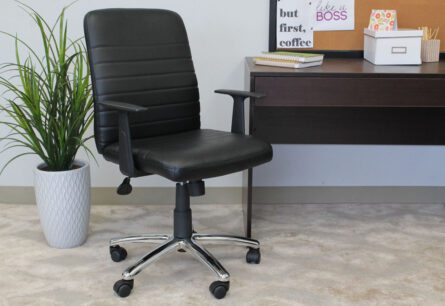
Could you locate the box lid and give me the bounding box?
[364,28,423,38]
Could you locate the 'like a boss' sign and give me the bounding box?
[314,0,355,31]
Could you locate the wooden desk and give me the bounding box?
[243,57,445,237]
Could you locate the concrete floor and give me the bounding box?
[1,203,445,305]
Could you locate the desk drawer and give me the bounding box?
[253,106,445,145]
[254,77,445,107]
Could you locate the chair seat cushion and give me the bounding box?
[103,129,273,182]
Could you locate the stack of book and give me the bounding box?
[254,52,324,69]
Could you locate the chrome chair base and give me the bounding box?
[109,183,261,299]
[110,233,260,283]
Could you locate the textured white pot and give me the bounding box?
[34,160,91,248]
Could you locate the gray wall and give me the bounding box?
[0,0,444,190]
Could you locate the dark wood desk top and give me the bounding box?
[246,57,445,78]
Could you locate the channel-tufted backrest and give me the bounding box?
[84,9,200,153]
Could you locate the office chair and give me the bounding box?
[84,9,273,299]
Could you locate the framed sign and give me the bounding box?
[269,0,356,52]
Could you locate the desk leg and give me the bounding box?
[242,168,253,238]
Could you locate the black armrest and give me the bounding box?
[214,89,266,99]
[98,101,148,177]
[215,89,266,134]
[98,100,148,112]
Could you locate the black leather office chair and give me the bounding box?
[84,9,272,299]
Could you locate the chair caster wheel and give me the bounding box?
[246,247,261,264]
[209,281,230,299]
[177,249,186,253]
[113,279,134,298]
[110,245,127,262]
[117,177,132,195]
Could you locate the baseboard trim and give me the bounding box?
[252,187,445,204]
[0,186,242,205]
[1,186,444,205]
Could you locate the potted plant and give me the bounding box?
[0,4,94,248]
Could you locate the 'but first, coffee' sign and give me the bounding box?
[276,0,314,49]
[276,0,354,49]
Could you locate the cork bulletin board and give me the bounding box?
[270,0,445,51]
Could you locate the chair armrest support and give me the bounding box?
[98,101,148,177]
[117,112,136,177]
[215,89,266,134]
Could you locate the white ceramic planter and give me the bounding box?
[34,160,91,248]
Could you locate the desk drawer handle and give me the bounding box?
[392,47,407,54]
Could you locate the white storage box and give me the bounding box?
[364,28,423,65]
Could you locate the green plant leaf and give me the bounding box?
[0,2,94,173]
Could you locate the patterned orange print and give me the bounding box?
[369,10,397,31]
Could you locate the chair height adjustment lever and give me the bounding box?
[117,177,133,195]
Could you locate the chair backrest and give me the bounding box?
[84,9,200,153]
